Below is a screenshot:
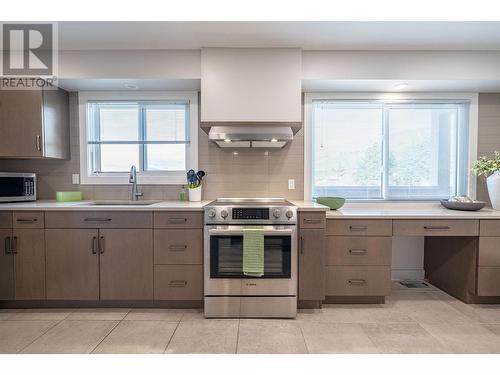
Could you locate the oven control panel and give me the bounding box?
[204,205,297,225]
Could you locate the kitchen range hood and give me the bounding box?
[208,126,294,148]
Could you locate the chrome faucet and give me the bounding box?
[129,165,143,201]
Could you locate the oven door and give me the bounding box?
[204,225,297,296]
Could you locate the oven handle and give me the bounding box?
[208,228,294,236]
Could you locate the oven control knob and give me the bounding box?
[207,209,216,218]
[272,209,281,218]
[285,210,294,219]
[220,209,229,219]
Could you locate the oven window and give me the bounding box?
[210,235,291,278]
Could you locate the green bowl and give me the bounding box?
[316,197,346,210]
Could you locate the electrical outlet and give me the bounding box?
[72,174,80,185]
[288,179,295,190]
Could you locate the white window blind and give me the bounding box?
[311,100,470,200]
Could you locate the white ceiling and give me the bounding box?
[58,22,500,51]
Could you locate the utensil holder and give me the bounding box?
[188,186,202,202]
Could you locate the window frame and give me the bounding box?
[78,91,198,185]
[304,92,479,201]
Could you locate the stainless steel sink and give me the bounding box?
[84,200,161,206]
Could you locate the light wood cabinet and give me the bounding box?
[327,219,393,236]
[393,219,479,236]
[154,212,203,229]
[0,88,69,159]
[46,229,100,300]
[45,211,152,229]
[325,266,391,296]
[154,265,203,300]
[326,236,392,266]
[154,229,203,265]
[12,229,45,300]
[298,227,325,301]
[99,229,153,300]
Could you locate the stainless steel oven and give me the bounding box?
[0,173,36,202]
[204,199,297,318]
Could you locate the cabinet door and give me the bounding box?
[46,229,99,300]
[99,229,153,300]
[0,229,14,300]
[298,229,325,301]
[12,229,45,300]
[0,90,43,157]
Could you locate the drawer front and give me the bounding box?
[325,266,391,296]
[0,211,12,228]
[477,267,500,296]
[479,237,500,266]
[327,219,392,236]
[299,212,326,229]
[393,219,479,236]
[45,211,153,228]
[13,211,44,229]
[154,229,203,265]
[325,237,392,266]
[480,220,500,236]
[154,212,203,229]
[154,265,203,300]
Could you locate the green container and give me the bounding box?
[56,191,82,202]
[316,196,346,210]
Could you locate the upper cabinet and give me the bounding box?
[201,48,302,125]
[0,88,70,159]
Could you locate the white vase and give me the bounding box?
[188,186,202,202]
[487,171,500,210]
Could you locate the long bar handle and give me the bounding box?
[84,218,112,222]
[99,236,105,254]
[303,218,322,223]
[348,278,367,285]
[349,249,367,255]
[300,236,304,255]
[169,245,188,251]
[91,236,98,255]
[35,135,41,151]
[11,237,17,254]
[168,218,188,224]
[4,237,11,254]
[423,226,451,230]
[16,218,38,223]
[349,226,368,231]
[169,280,188,287]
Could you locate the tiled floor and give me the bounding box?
[2,284,500,354]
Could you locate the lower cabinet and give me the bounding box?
[46,229,100,300]
[46,228,153,300]
[0,229,15,300]
[99,229,153,300]
[0,228,45,300]
[154,265,203,300]
[325,266,391,296]
[298,228,325,301]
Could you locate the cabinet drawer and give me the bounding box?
[327,219,392,236]
[154,265,203,300]
[299,212,326,229]
[0,212,12,228]
[45,211,153,228]
[479,237,500,266]
[154,212,203,229]
[477,267,500,296]
[393,219,479,236]
[154,229,203,265]
[326,237,392,266]
[480,220,500,236]
[13,211,44,228]
[325,266,391,296]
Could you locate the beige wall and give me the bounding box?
[0,92,303,201]
[477,93,500,204]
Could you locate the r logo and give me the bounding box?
[2,23,54,76]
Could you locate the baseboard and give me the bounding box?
[0,300,204,309]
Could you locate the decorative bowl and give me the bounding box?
[316,197,346,210]
[440,199,486,211]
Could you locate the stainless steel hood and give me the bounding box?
[208,126,294,149]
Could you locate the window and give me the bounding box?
[79,92,198,185]
[307,97,474,201]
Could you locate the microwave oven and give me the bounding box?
[0,173,36,202]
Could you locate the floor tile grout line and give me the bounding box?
[16,319,65,354]
[298,324,309,354]
[163,318,182,354]
[235,319,240,354]
[89,320,122,354]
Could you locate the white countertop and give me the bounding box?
[326,202,500,219]
[0,200,211,211]
[289,200,330,211]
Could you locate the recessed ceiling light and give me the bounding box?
[224,139,231,143]
[270,138,278,143]
[124,83,138,90]
[394,83,408,90]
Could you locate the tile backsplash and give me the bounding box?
[0,92,304,201]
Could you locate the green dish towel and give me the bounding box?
[243,227,264,277]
